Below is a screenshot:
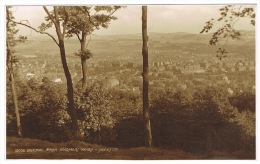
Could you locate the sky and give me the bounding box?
[12,5,255,36]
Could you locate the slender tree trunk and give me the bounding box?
[53,7,81,140]
[7,42,22,137]
[6,8,22,137]
[142,6,152,147]
[59,40,81,140]
[80,35,88,90]
[10,68,22,137]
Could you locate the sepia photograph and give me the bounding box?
[4,2,257,160]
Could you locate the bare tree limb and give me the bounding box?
[10,19,59,46]
[85,7,99,30]
[76,33,82,42]
[107,8,120,17]
[63,7,69,37]
[85,6,119,30]
[53,6,63,40]
[43,6,56,26]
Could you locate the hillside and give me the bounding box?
[14,31,255,60]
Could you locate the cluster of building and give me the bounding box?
[150,59,255,74]
[14,53,255,96]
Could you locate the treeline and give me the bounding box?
[7,78,255,153]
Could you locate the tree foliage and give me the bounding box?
[192,87,236,124]
[7,78,72,141]
[200,5,255,59]
[75,84,115,135]
[149,87,254,152]
[56,6,123,89]
[6,78,255,152]
[38,6,123,89]
[74,83,142,144]
[63,6,121,38]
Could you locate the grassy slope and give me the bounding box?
[6,137,255,160]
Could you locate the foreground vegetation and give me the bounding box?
[6,78,255,159]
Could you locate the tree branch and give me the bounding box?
[63,7,69,37]
[53,6,63,41]
[107,7,120,17]
[76,33,82,42]
[85,6,119,30]
[10,19,59,46]
[85,8,99,30]
[43,6,56,26]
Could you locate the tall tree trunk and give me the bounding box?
[7,42,22,137]
[10,73,22,137]
[53,7,81,140]
[142,6,152,147]
[59,40,81,140]
[80,35,88,90]
[6,8,22,137]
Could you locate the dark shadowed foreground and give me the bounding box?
[6,137,255,160]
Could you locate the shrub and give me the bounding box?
[148,87,255,153]
[74,83,116,144]
[7,78,72,142]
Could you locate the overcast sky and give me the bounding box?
[12,5,255,36]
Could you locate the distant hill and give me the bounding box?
[25,30,254,42]
[14,30,255,59]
